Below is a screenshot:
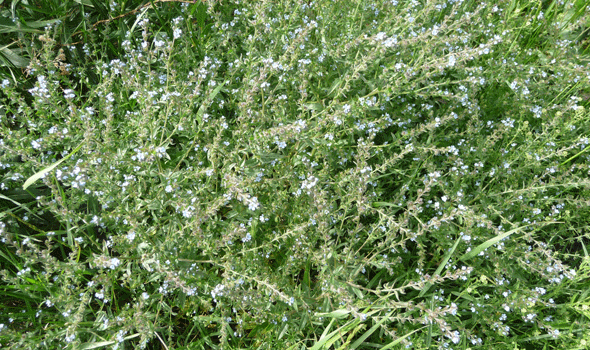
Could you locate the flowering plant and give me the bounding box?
[1,0,589,349]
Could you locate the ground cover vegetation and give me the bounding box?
[1,0,590,349]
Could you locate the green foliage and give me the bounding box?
[1,0,590,349]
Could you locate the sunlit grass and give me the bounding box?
[1,0,590,349]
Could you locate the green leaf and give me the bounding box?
[310,318,361,350]
[350,310,394,349]
[314,309,351,319]
[380,326,427,350]
[371,201,402,208]
[0,18,43,34]
[419,235,462,297]
[196,81,226,124]
[303,102,324,111]
[23,141,86,190]
[326,78,343,97]
[73,0,95,6]
[79,333,140,349]
[0,193,42,220]
[0,45,29,68]
[459,224,534,261]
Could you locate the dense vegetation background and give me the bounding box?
[1,0,590,349]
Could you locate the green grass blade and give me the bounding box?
[23,140,86,190]
[73,0,94,6]
[0,193,42,220]
[349,310,394,349]
[459,224,535,261]
[314,309,351,320]
[419,235,462,297]
[196,81,226,124]
[310,318,359,350]
[0,45,29,68]
[79,333,140,349]
[380,326,427,350]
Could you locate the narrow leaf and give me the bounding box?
[0,45,29,68]
[350,310,394,349]
[312,319,361,350]
[79,333,140,349]
[459,224,534,261]
[419,236,461,297]
[23,141,85,190]
[0,193,41,219]
[196,81,226,123]
[314,309,351,319]
[380,326,427,350]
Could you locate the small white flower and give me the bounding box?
[173,28,182,39]
[63,89,76,99]
[126,231,136,242]
[109,258,120,269]
[510,81,518,91]
[449,330,460,344]
[155,146,167,158]
[247,196,260,211]
[432,25,439,36]
[447,54,456,67]
[211,284,225,300]
[301,175,319,190]
[65,333,76,343]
